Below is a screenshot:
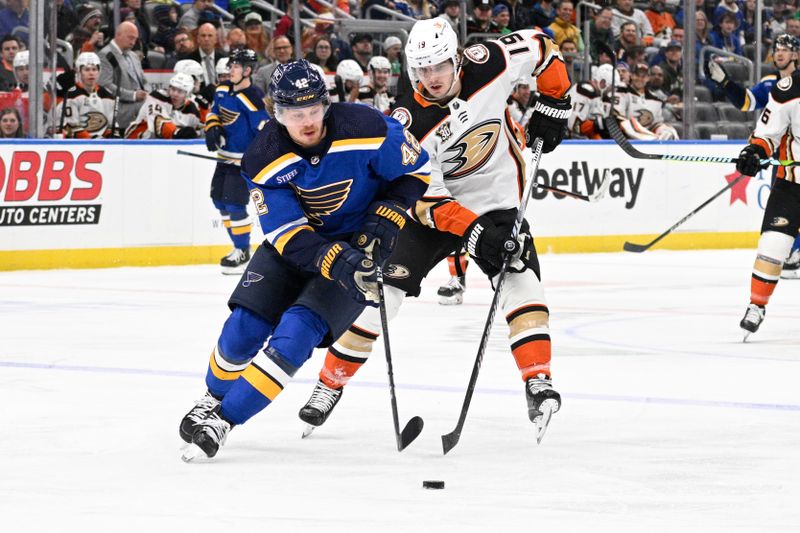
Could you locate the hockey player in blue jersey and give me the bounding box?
[179,59,431,461]
[706,33,800,278]
[204,48,270,275]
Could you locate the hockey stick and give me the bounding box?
[374,252,424,452]
[441,137,545,455]
[535,169,610,202]
[105,52,122,138]
[176,149,238,164]
[623,173,749,252]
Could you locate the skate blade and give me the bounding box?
[221,267,246,276]
[437,297,463,306]
[181,443,206,463]
[301,424,316,439]
[533,400,557,445]
[742,331,751,343]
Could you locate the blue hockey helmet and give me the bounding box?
[269,59,330,110]
[228,48,259,76]
[774,33,800,52]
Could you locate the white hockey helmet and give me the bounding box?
[75,51,101,71]
[13,50,28,69]
[174,59,204,81]
[215,57,230,76]
[368,55,391,72]
[169,72,194,95]
[404,18,460,100]
[591,63,614,89]
[336,59,363,83]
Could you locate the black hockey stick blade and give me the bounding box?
[622,241,652,253]
[441,428,461,455]
[398,416,424,451]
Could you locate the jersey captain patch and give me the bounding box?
[293,179,353,225]
[441,119,502,179]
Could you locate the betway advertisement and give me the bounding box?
[0,140,763,264]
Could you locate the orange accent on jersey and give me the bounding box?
[319,349,364,389]
[431,200,479,236]
[579,119,600,139]
[511,339,551,381]
[750,275,777,307]
[125,121,148,139]
[447,253,469,277]
[534,44,570,99]
[74,130,91,139]
[159,120,177,139]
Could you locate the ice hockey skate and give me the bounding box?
[740,303,766,342]
[179,391,221,443]
[437,276,465,305]
[181,407,232,462]
[780,249,800,279]
[299,380,343,438]
[220,247,250,275]
[525,375,561,445]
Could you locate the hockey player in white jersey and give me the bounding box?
[360,55,394,113]
[613,63,678,140]
[300,18,571,442]
[125,72,202,139]
[735,69,800,339]
[333,59,364,103]
[568,63,613,139]
[60,52,116,139]
[173,59,211,122]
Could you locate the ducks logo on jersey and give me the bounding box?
[441,119,502,179]
[293,179,353,225]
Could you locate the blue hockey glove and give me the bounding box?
[354,200,407,263]
[527,94,571,153]
[205,125,224,151]
[736,144,768,177]
[315,242,379,306]
[463,216,519,270]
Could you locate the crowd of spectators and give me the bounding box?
[0,0,796,139]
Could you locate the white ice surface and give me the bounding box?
[1,249,799,532]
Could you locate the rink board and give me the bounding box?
[0,139,763,270]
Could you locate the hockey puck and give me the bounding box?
[422,480,445,490]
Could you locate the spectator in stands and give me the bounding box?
[69,5,105,54]
[0,0,28,45]
[674,0,703,27]
[406,0,437,19]
[123,0,155,54]
[186,23,227,86]
[98,21,149,132]
[549,1,584,51]
[49,0,79,41]
[787,17,800,37]
[253,36,293,93]
[0,107,24,138]
[657,40,683,93]
[350,33,374,72]
[382,35,403,75]
[769,0,790,36]
[179,0,215,31]
[612,0,654,43]
[492,4,512,35]
[617,60,631,84]
[713,0,745,28]
[152,4,180,55]
[741,0,773,47]
[589,7,616,64]
[244,12,270,62]
[0,35,19,92]
[467,0,496,36]
[560,38,580,81]
[646,0,676,46]
[615,21,640,58]
[440,0,461,30]
[531,0,556,30]
[623,45,647,68]
[711,11,744,56]
[227,28,247,52]
[166,29,196,69]
[307,36,339,72]
[647,64,669,100]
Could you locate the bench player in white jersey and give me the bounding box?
[60,52,116,139]
[173,59,211,123]
[299,18,571,440]
[124,72,202,139]
[358,55,394,113]
[568,64,613,139]
[613,63,679,140]
[735,69,800,339]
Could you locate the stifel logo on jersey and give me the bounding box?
[0,150,104,227]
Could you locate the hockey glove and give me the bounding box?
[736,144,768,177]
[354,200,407,263]
[174,126,198,139]
[315,242,379,307]
[705,60,729,86]
[205,125,225,151]
[527,94,571,153]
[463,216,519,270]
[508,231,538,274]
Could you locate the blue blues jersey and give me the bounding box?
[205,81,270,161]
[241,103,431,272]
[725,74,777,112]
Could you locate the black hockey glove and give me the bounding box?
[354,200,407,263]
[315,242,379,307]
[736,144,768,177]
[174,126,198,139]
[527,94,571,153]
[205,125,224,151]
[463,216,519,270]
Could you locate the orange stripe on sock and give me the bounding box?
[511,339,551,381]
[319,349,365,389]
[750,275,777,307]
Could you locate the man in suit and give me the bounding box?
[98,21,149,132]
[186,23,227,87]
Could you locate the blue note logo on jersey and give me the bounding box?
[295,179,353,225]
[219,106,241,126]
[242,271,264,287]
